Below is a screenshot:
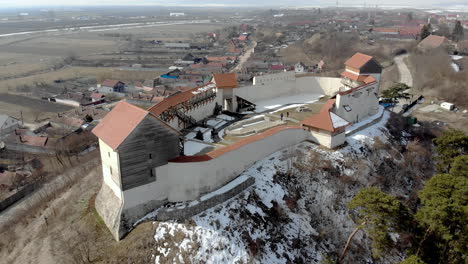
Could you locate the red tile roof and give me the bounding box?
[91,92,104,99]
[206,56,237,62]
[148,83,216,116]
[301,99,349,132]
[92,101,149,150]
[102,79,123,88]
[301,99,336,132]
[418,35,448,49]
[212,73,238,89]
[374,27,399,33]
[270,64,285,70]
[169,125,303,162]
[22,136,48,147]
[344,52,373,69]
[340,71,376,84]
[320,98,336,113]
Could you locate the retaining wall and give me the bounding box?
[156,177,255,221]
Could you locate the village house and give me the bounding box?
[295,62,307,73]
[98,80,126,94]
[0,115,20,137]
[301,99,350,148]
[334,52,382,123]
[90,93,105,103]
[418,35,449,51]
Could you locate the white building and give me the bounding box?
[295,62,307,73]
[170,12,185,17]
[0,115,20,136]
[334,53,382,123]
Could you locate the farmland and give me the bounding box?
[0,18,225,121]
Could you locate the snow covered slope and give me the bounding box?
[152,111,402,263]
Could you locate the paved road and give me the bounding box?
[394,54,413,87]
[392,54,414,113]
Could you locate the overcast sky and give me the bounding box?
[0,0,465,8]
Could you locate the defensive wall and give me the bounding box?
[100,125,315,239]
[232,72,342,104]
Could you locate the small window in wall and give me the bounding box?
[150,169,156,180]
[108,152,110,157]
[149,153,152,159]
[110,166,112,175]
[344,105,352,112]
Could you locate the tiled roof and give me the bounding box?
[270,64,285,70]
[102,79,122,88]
[91,92,104,99]
[340,71,376,84]
[374,27,399,33]
[92,101,149,150]
[301,99,349,132]
[344,52,373,69]
[148,83,217,116]
[206,56,237,62]
[418,35,448,49]
[169,125,303,162]
[212,73,238,89]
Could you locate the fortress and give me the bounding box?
[92,53,383,240]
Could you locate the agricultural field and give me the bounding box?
[0,20,225,121]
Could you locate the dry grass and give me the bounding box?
[281,32,415,71]
[0,66,117,93]
[407,50,468,107]
[0,152,159,264]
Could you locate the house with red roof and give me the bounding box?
[418,35,449,51]
[98,80,126,94]
[335,52,382,123]
[301,99,350,148]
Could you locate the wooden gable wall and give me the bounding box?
[118,116,180,190]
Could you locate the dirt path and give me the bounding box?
[394,54,413,87]
[233,40,257,72]
[0,158,101,264]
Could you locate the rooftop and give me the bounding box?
[92,101,149,150]
[418,35,448,49]
[344,52,373,69]
[340,71,376,84]
[148,83,217,116]
[102,79,123,88]
[301,99,350,132]
[212,73,238,89]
